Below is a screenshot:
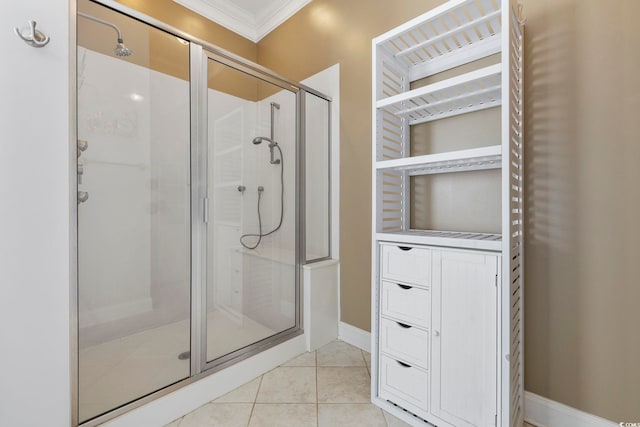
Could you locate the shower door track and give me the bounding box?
[71,1,332,426]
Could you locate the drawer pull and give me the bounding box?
[396,322,412,329]
[397,284,412,290]
[397,246,412,251]
[396,360,412,368]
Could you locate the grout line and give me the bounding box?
[247,375,263,426]
[361,349,370,377]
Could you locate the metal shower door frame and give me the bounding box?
[194,48,305,374]
[72,1,332,425]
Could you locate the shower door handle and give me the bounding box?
[77,163,84,185]
[203,197,209,224]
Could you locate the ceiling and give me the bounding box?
[173,0,312,42]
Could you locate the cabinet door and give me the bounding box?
[431,250,498,427]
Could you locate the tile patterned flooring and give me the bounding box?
[164,340,537,427]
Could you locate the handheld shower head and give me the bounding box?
[252,136,280,164]
[252,136,277,147]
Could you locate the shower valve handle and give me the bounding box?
[78,191,89,203]
[77,139,88,157]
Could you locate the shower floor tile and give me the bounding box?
[78,309,275,423]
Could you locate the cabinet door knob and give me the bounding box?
[433,330,440,337]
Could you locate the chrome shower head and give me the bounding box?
[78,12,133,57]
[114,38,133,57]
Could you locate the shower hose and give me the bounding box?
[240,144,284,250]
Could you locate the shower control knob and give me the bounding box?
[237,185,246,193]
[78,191,89,204]
[258,186,264,192]
[77,139,88,157]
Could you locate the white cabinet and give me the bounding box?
[371,1,524,426]
[431,250,499,427]
[375,243,500,427]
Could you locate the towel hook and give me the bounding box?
[14,20,50,47]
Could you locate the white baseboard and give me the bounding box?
[525,392,619,427]
[338,321,371,353]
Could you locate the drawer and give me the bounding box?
[381,244,431,286]
[378,354,429,419]
[380,317,429,369]
[381,281,430,328]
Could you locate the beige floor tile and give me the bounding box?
[317,367,370,403]
[214,376,262,403]
[249,404,316,427]
[318,403,386,427]
[281,351,316,367]
[317,340,366,367]
[383,409,413,427]
[163,419,182,427]
[179,403,252,427]
[524,423,537,427]
[256,367,316,403]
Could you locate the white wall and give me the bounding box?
[78,47,153,327]
[0,2,72,427]
[77,48,191,331]
[207,87,297,331]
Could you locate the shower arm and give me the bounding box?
[78,12,124,43]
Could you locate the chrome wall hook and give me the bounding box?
[15,20,50,48]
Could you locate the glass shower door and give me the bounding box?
[204,56,298,363]
[76,1,191,422]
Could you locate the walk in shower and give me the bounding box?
[75,1,331,424]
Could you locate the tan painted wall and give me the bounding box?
[259,0,640,421]
[523,0,640,421]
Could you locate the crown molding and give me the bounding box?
[173,0,312,43]
[254,0,312,41]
